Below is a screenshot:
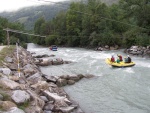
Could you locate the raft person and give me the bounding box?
[127,55,131,63]
[124,57,128,63]
[117,54,123,61]
[116,56,120,63]
[111,55,115,62]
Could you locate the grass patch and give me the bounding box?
[0,92,11,101]
[18,101,30,110]
[0,45,16,66]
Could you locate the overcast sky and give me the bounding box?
[0,0,67,12]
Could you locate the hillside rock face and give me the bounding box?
[0,46,94,113]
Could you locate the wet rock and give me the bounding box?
[33,54,50,58]
[56,78,67,87]
[42,75,57,83]
[77,74,84,79]
[59,106,75,113]
[59,75,69,80]
[84,74,95,78]
[69,75,80,82]
[67,80,75,85]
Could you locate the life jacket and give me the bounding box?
[118,56,123,61]
[111,57,115,62]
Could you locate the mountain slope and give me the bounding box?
[0,3,69,30]
[0,0,118,30]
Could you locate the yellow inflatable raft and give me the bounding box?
[105,58,135,68]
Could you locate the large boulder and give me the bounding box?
[27,89,45,109]
[11,90,30,104]
[31,81,50,93]
[27,72,43,85]
[4,56,13,63]
[0,68,12,75]
[0,77,20,90]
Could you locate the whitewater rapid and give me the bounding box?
[27,43,150,113]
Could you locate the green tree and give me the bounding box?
[34,17,45,35]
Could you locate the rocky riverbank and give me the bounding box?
[0,46,94,113]
[124,46,150,58]
[96,45,150,58]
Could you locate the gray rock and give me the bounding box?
[4,56,13,63]
[40,96,49,102]
[42,75,57,83]
[44,110,52,113]
[27,72,43,85]
[11,90,30,104]
[3,107,25,113]
[0,77,20,90]
[43,103,54,111]
[56,78,67,87]
[0,68,12,75]
[69,75,80,82]
[27,90,45,109]
[59,106,75,113]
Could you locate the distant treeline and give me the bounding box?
[0,16,27,46]
[0,0,150,48]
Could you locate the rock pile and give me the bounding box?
[0,46,93,113]
[96,45,119,51]
[125,46,150,58]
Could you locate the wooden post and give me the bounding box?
[6,28,10,46]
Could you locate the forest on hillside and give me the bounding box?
[0,0,149,48]
[33,0,150,48]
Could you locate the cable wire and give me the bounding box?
[3,28,46,37]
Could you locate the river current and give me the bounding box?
[27,43,150,113]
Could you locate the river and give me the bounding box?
[27,43,150,113]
